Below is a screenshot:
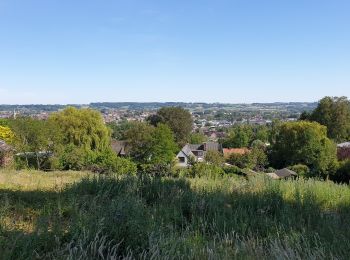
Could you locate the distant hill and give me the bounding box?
[89,102,318,112]
[0,102,318,113]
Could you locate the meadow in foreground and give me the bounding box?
[0,170,349,259]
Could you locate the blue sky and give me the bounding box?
[0,0,349,104]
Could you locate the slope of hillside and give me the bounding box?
[0,170,349,259]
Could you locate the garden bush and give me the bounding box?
[288,164,310,177]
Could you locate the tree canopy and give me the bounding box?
[9,117,60,169]
[189,132,207,144]
[150,123,178,165]
[204,150,224,166]
[222,125,253,148]
[303,96,350,142]
[270,121,337,176]
[124,122,178,165]
[124,122,154,164]
[221,125,270,149]
[0,119,10,127]
[9,117,58,153]
[107,120,133,140]
[49,107,111,152]
[148,107,193,146]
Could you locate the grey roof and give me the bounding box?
[203,142,222,152]
[275,168,297,178]
[187,144,202,151]
[0,140,12,153]
[185,142,222,152]
[181,144,196,158]
[179,142,222,160]
[111,140,127,155]
[337,142,350,148]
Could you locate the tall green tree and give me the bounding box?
[189,132,207,144]
[204,150,224,166]
[0,119,10,127]
[150,123,178,165]
[9,117,60,169]
[248,147,268,171]
[107,120,133,140]
[305,96,350,142]
[124,122,177,165]
[148,107,193,146]
[222,125,253,148]
[49,107,111,152]
[255,126,269,143]
[124,122,154,164]
[48,107,114,170]
[270,121,338,177]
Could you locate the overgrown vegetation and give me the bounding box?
[269,121,338,177]
[0,170,349,259]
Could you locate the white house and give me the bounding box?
[176,142,222,167]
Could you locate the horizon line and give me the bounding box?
[0,101,320,106]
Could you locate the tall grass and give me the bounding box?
[0,170,349,259]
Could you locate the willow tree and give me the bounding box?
[49,107,111,152]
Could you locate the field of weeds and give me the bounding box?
[0,170,349,259]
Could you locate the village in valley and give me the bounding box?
[1,100,350,180]
[0,101,315,140]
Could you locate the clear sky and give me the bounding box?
[0,0,349,104]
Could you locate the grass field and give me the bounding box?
[0,170,349,259]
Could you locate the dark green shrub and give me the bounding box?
[269,121,338,177]
[139,163,172,177]
[265,167,276,173]
[90,150,137,175]
[15,153,56,170]
[288,164,310,177]
[59,144,88,170]
[58,145,137,175]
[227,153,251,169]
[223,165,243,175]
[204,150,224,166]
[333,160,350,183]
[190,163,224,178]
[170,167,191,178]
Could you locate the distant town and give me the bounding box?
[0,102,316,144]
[0,102,317,139]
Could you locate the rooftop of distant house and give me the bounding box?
[337,142,350,148]
[111,140,127,156]
[266,168,297,179]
